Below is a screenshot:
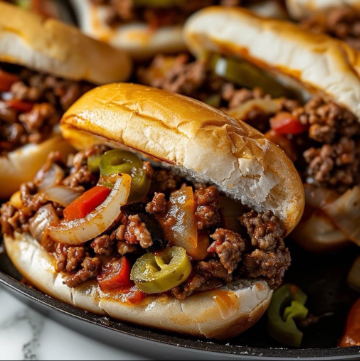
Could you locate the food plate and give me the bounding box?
[1,236,360,360]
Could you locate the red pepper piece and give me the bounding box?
[339,298,360,347]
[0,70,20,92]
[7,99,34,112]
[126,286,146,305]
[97,257,132,292]
[270,112,308,135]
[63,185,111,221]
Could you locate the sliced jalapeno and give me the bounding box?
[130,246,192,294]
[87,154,102,173]
[99,149,150,203]
[208,54,298,99]
[267,284,308,348]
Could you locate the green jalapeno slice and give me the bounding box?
[130,246,192,294]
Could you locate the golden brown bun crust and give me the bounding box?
[0,135,74,199]
[286,0,360,19]
[4,232,272,340]
[0,2,132,84]
[184,6,360,120]
[61,83,304,234]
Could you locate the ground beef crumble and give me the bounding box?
[0,63,91,155]
[1,145,290,297]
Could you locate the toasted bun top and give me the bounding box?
[184,6,360,120]
[61,83,304,234]
[286,0,360,19]
[0,2,132,84]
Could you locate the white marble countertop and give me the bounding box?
[0,287,149,360]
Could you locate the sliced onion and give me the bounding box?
[46,174,131,245]
[36,163,65,191]
[348,256,360,291]
[324,186,360,246]
[225,99,281,120]
[291,210,347,253]
[219,196,245,234]
[303,184,339,209]
[29,204,59,244]
[41,186,84,207]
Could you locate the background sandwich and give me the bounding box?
[70,0,287,60]
[0,2,132,199]
[138,6,360,253]
[285,0,360,51]
[1,83,304,339]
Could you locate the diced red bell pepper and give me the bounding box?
[339,298,360,347]
[270,112,308,135]
[0,70,20,92]
[63,185,111,221]
[126,286,146,305]
[97,257,132,292]
[6,99,34,112]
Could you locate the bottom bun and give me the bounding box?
[0,135,74,199]
[5,232,272,340]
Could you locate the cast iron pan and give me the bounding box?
[1,1,360,359]
[1,234,360,360]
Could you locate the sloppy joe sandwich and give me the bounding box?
[286,0,360,51]
[138,6,360,252]
[71,0,286,60]
[0,2,132,199]
[1,83,304,339]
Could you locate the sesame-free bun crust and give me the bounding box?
[0,2,132,84]
[61,83,304,235]
[70,0,186,60]
[286,0,360,19]
[184,6,360,120]
[4,232,272,340]
[0,135,74,200]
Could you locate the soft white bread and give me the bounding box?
[0,135,74,199]
[184,6,360,120]
[60,83,304,235]
[0,2,132,84]
[70,0,186,61]
[286,0,360,19]
[4,231,272,340]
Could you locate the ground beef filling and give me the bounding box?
[91,0,241,28]
[0,62,92,154]
[301,7,360,51]
[138,54,360,192]
[1,146,290,299]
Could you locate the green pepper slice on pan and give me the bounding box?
[130,246,192,294]
[99,149,150,203]
[267,283,308,348]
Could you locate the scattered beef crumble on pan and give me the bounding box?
[1,145,290,300]
[137,54,360,193]
[0,62,92,155]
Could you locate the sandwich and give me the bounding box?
[0,2,132,199]
[70,0,287,60]
[1,83,304,339]
[286,0,360,51]
[138,6,360,252]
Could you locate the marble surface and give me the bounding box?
[0,287,149,360]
